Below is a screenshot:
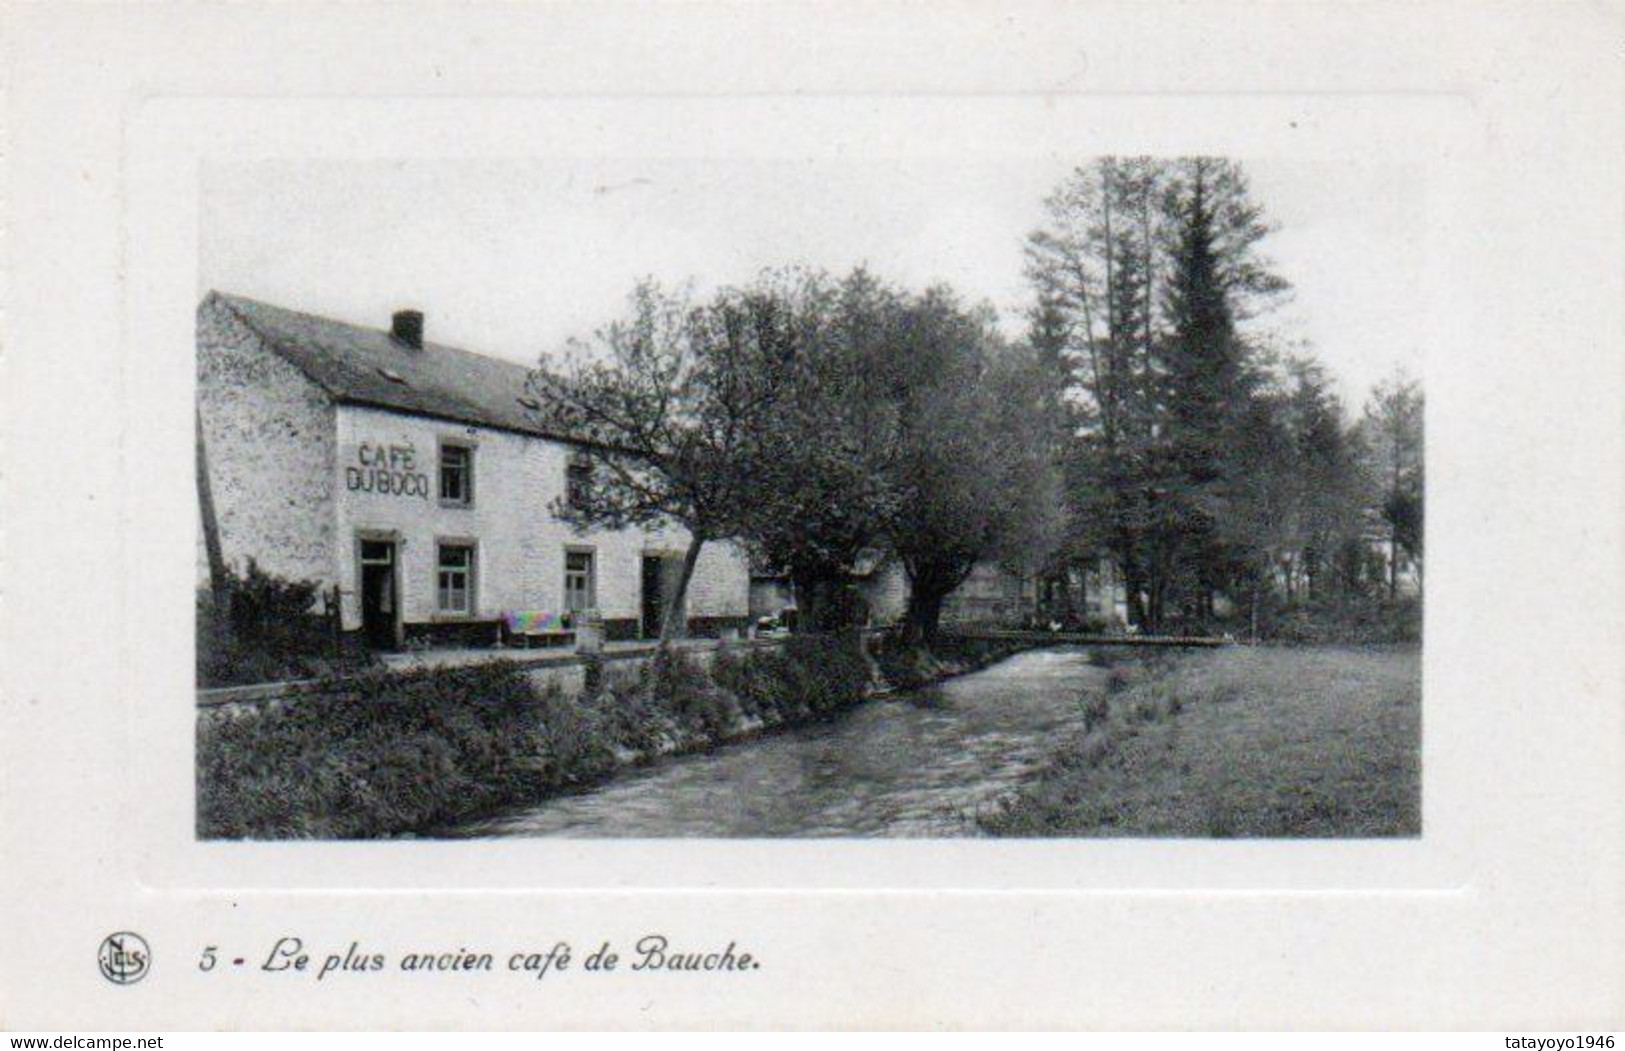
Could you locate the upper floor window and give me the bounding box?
[440,443,473,506]
[566,452,593,511]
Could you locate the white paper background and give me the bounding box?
[3,0,1621,1030]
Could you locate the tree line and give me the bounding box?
[529,156,1423,645]
[527,269,1061,643]
[1026,157,1422,637]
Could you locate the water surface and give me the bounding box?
[448,647,1101,837]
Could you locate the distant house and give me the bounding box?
[748,566,797,625]
[1036,558,1130,630]
[941,562,1039,628]
[1359,507,1422,598]
[748,552,1040,631]
[196,292,753,649]
[853,551,909,626]
[747,550,907,629]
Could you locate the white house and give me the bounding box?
[196,292,753,649]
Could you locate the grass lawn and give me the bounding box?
[981,645,1421,838]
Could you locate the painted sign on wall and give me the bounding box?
[344,441,429,499]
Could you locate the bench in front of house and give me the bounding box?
[501,611,576,649]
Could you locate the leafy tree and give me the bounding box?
[1029,157,1301,632]
[1162,160,1246,486]
[1024,293,1090,618]
[1282,359,1367,602]
[741,268,904,631]
[878,287,1063,642]
[980,340,1068,593]
[1361,370,1425,596]
[1219,382,1297,634]
[535,266,1068,642]
[526,279,791,644]
[1154,158,1293,624]
[1025,157,1168,627]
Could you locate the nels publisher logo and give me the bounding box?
[97,932,151,985]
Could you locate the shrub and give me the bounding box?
[646,649,741,743]
[534,680,618,785]
[1077,730,1114,768]
[197,661,563,839]
[592,664,676,755]
[199,630,900,839]
[783,632,871,715]
[871,631,1027,689]
[1130,697,1163,724]
[224,558,322,636]
[1080,690,1110,734]
[197,561,372,688]
[709,646,787,723]
[1263,595,1422,645]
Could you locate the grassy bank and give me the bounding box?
[980,645,1420,838]
[871,632,1033,689]
[197,632,1017,840]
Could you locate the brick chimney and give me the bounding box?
[391,309,424,349]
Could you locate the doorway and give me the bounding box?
[641,553,687,640]
[640,556,665,640]
[359,538,398,650]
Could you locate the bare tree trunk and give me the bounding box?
[790,570,817,633]
[658,533,706,647]
[902,585,948,648]
[1123,557,1147,630]
[196,410,229,611]
[1141,173,1157,366]
[1389,444,1402,602]
[791,569,835,634]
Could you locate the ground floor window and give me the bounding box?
[564,549,595,612]
[437,542,475,614]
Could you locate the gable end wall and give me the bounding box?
[196,295,339,590]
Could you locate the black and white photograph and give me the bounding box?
[195,156,1424,840]
[5,0,1623,1034]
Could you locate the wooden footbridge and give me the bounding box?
[953,629,1234,648]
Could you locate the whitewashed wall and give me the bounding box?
[199,299,750,636]
[196,294,338,588]
[332,404,750,632]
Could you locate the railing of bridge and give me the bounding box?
[951,629,1233,648]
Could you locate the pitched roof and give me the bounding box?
[206,291,567,440]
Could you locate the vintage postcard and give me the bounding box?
[2,0,1621,1032]
[191,153,1424,842]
